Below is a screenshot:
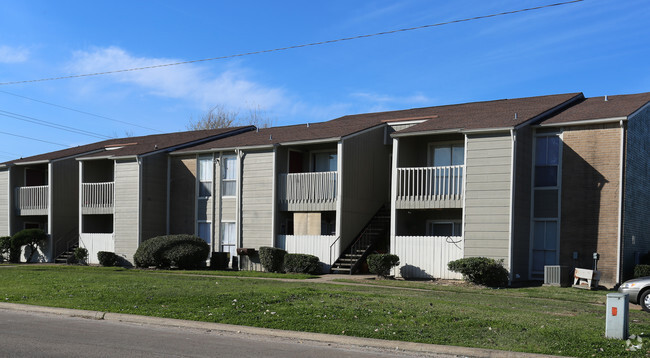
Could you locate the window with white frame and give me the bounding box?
[197,221,211,245]
[221,155,236,197]
[220,222,236,259]
[426,221,462,237]
[427,143,464,196]
[198,156,212,197]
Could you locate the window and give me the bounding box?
[429,144,464,167]
[198,156,212,197]
[531,220,558,273]
[426,221,462,237]
[312,152,337,172]
[222,155,236,197]
[220,222,236,258]
[198,222,211,245]
[534,136,560,187]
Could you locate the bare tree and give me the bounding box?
[186,104,273,130]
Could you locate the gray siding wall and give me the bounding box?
[0,169,9,236]
[463,133,513,268]
[623,105,650,281]
[113,159,140,265]
[241,151,274,249]
[51,159,80,258]
[169,156,196,235]
[141,154,168,242]
[340,127,391,250]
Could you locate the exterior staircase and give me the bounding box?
[54,243,79,264]
[330,206,390,274]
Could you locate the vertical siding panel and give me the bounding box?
[113,159,140,265]
[463,134,513,268]
[241,151,274,249]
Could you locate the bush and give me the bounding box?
[448,257,509,287]
[634,265,650,278]
[97,251,119,267]
[367,253,400,277]
[0,236,11,262]
[73,247,88,265]
[134,234,209,269]
[11,229,47,262]
[259,246,287,273]
[284,253,321,275]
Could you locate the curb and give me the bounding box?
[0,302,566,358]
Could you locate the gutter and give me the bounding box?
[537,117,627,128]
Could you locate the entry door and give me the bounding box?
[288,151,303,173]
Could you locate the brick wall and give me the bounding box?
[560,123,621,286]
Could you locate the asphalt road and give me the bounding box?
[0,310,454,358]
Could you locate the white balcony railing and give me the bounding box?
[82,182,114,209]
[396,165,464,201]
[278,172,337,205]
[15,185,49,211]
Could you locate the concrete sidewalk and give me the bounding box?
[0,302,567,358]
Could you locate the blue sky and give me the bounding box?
[0,0,648,159]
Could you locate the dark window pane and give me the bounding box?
[535,166,557,187]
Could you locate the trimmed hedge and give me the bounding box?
[367,253,400,277]
[0,236,11,262]
[634,265,650,278]
[259,246,286,273]
[11,228,47,262]
[73,247,88,265]
[284,253,321,275]
[97,251,119,267]
[134,234,209,269]
[448,257,509,287]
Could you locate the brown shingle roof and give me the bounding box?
[389,93,583,135]
[541,92,650,125]
[2,126,253,165]
[174,117,384,153]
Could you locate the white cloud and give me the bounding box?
[66,46,287,111]
[0,45,29,63]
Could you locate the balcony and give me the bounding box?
[278,171,337,211]
[395,165,464,209]
[82,182,114,214]
[15,185,49,215]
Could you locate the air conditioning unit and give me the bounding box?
[544,265,571,287]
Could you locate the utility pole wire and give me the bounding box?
[0,0,583,86]
[0,90,164,133]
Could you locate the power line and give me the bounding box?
[0,109,112,139]
[0,90,164,133]
[0,130,70,148]
[0,0,584,86]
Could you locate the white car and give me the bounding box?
[619,276,650,311]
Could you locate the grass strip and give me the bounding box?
[1,265,649,357]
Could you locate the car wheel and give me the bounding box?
[640,290,650,312]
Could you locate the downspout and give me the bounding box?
[166,156,171,235]
[236,149,243,269]
[137,158,143,246]
[47,162,54,262]
[271,146,277,247]
[390,137,398,276]
[616,119,626,284]
[211,153,217,253]
[78,161,84,254]
[6,167,11,236]
[507,129,517,284]
[335,140,344,256]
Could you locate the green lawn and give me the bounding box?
[1,265,649,357]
